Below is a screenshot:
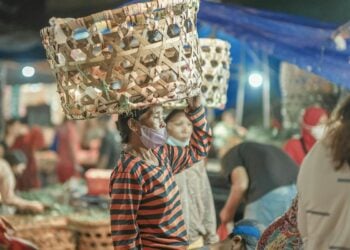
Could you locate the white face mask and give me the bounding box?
[166,136,189,147]
[311,125,326,140]
[140,125,168,149]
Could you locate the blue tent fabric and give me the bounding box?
[1,1,349,88]
[197,1,350,88]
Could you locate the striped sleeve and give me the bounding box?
[110,170,142,250]
[166,106,212,174]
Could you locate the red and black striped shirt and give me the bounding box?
[109,106,212,249]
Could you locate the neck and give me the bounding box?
[167,136,189,147]
[126,144,151,156]
[126,135,158,164]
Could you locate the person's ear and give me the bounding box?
[128,118,139,133]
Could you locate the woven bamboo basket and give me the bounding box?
[280,62,341,129]
[164,38,231,109]
[3,215,75,250]
[68,216,112,250]
[41,0,202,119]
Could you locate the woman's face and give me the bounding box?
[166,112,193,142]
[138,105,166,130]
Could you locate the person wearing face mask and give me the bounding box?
[165,109,218,249]
[284,106,328,167]
[110,96,212,250]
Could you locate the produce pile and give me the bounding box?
[19,184,74,216]
[18,183,109,218]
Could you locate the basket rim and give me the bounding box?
[41,0,199,32]
[67,217,110,227]
[199,38,231,49]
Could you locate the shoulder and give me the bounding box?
[110,160,143,186]
[0,159,10,169]
[284,138,300,148]
[221,144,243,166]
[298,141,331,183]
[113,154,142,177]
[304,140,329,158]
[0,159,12,178]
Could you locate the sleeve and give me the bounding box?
[297,194,308,242]
[0,163,16,204]
[30,126,45,150]
[297,164,308,243]
[0,162,34,209]
[220,146,243,183]
[166,106,212,175]
[110,171,143,250]
[283,139,301,166]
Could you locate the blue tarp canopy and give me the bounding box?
[197,1,350,89]
[1,0,349,89]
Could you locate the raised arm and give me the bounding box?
[166,104,212,174]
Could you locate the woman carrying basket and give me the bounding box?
[109,95,212,249]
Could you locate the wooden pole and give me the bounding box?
[0,62,7,140]
[236,44,246,126]
[262,53,271,128]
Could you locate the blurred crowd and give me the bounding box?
[1,95,350,250]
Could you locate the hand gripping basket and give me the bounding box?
[164,38,231,109]
[41,0,202,119]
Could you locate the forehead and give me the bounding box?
[139,105,163,120]
[319,115,328,123]
[167,112,189,123]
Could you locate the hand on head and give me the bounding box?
[186,95,202,111]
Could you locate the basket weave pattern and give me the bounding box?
[4,216,75,250]
[68,218,112,250]
[164,38,231,109]
[41,0,201,119]
[199,38,230,109]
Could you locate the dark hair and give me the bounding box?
[218,107,235,121]
[327,96,350,169]
[5,118,20,128]
[0,141,7,151]
[229,219,263,250]
[97,115,111,123]
[164,109,185,124]
[4,150,27,167]
[5,118,20,136]
[116,108,149,144]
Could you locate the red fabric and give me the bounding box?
[0,218,37,250]
[56,121,80,183]
[283,139,305,166]
[12,126,45,190]
[284,107,327,167]
[217,223,229,241]
[302,107,328,126]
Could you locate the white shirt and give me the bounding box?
[297,140,350,249]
